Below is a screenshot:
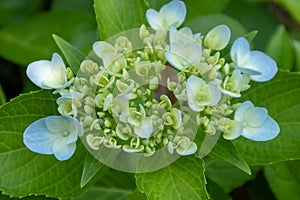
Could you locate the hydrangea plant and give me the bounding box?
[1,0,300,199]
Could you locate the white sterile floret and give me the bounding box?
[166,27,202,72]
[233,101,280,141]
[186,75,221,112]
[26,53,72,91]
[231,37,278,82]
[204,24,231,50]
[146,0,186,29]
[23,116,83,161]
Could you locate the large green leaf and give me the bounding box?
[0,90,89,198]
[206,179,231,200]
[94,0,148,40]
[264,160,300,200]
[265,25,294,71]
[136,156,209,200]
[233,71,300,165]
[0,10,96,66]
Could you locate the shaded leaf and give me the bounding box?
[265,25,294,71]
[94,0,148,40]
[205,158,259,193]
[136,156,209,200]
[293,40,300,72]
[186,14,247,41]
[264,160,300,200]
[0,10,96,66]
[0,84,6,105]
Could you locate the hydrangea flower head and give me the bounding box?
[146,0,186,29]
[23,116,83,161]
[231,37,278,82]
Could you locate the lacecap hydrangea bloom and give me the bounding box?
[23,0,280,164]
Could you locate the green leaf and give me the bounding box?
[195,127,251,175]
[0,0,44,26]
[205,158,259,193]
[80,153,108,188]
[52,34,86,73]
[293,40,300,72]
[208,138,251,175]
[206,179,231,200]
[0,193,56,200]
[0,84,6,105]
[51,0,94,13]
[184,0,230,22]
[75,169,136,200]
[233,71,300,165]
[0,90,89,198]
[126,189,147,200]
[185,14,247,41]
[0,10,96,66]
[265,25,294,71]
[224,0,279,50]
[136,156,209,200]
[94,0,149,40]
[264,160,300,200]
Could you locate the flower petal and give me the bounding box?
[52,137,76,161]
[161,0,186,28]
[242,116,280,141]
[205,25,231,50]
[243,51,278,82]
[45,116,71,132]
[234,101,253,122]
[134,118,153,138]
[26,53,67,89]
[244,107,268,127]
[207,85,221,106]
[146,9,163,28]
[23,118,60,155]
[230,37,251,67]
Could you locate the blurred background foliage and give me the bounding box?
[0,0,299,199]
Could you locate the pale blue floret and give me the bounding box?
[146,0,186,29]
[231,37,278,82]
[26,53,73,92]
[23,116,83,161]
[233,101,280,141]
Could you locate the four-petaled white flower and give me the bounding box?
[204,24,231,50]
[23,116,83,161]
[231,101,280,141]
[26,53,73,92]
[146,0,186,29]
[231,37,278,82]
[186,75,221,112]
[166,27,202,72]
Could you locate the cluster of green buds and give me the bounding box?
[23,0,280,172]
